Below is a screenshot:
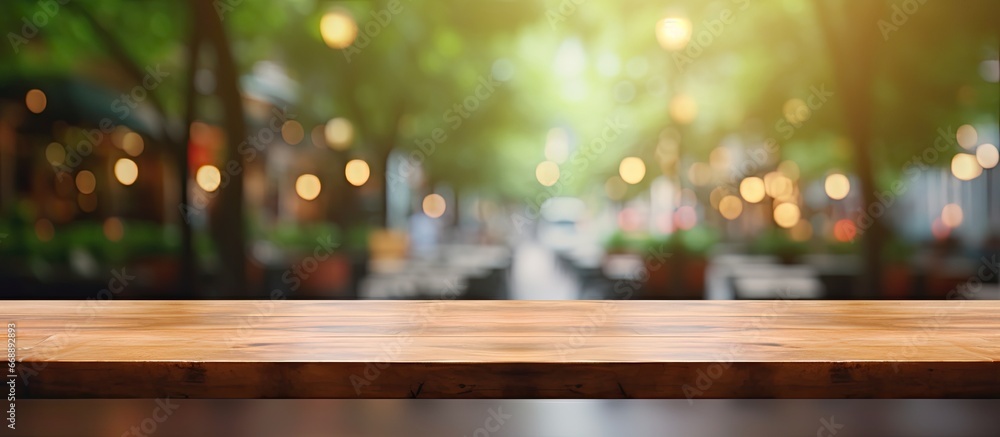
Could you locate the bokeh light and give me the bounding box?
[975,143,998,169]
[344,159,371,186]
[778,160,800,180]
[122,132,144,157]
[295,174,322,200]
[941,203,964,228]
[422,194,447,218]
[718,195,743,220]
[956,124,978,149]
[114,159,139,186]
[103,217,124,242]
[824,173,850,200]
[669,94,698,125]
[931,218,951,240]
[655,17,692,50]
[45,143,65,166]
[196,165,222,192]
[834,219,857,242]
[25,89,46,113]
[773,203,800,229]
[75,171,96,194]
[619,157,646,185]
[281,120,305,145]
[764,172,793,199]
[325,117,354,150]
[320,9,358,49]
[739,177,766,203]
[535,161,560,186]
[782,98,810,124]
[951,153,982,181]
[674,205,697,230]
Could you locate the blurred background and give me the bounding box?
[1,0,998,301]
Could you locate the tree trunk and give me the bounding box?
[193,0,248,297]
[815,2,888,298]
[177,9,203,297]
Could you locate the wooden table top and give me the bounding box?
[6,300,999,399]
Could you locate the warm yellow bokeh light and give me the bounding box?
[709,147,731,171]
[976,143,999,169]
[45,142,65,166]
[75,170,96,194]
[655,17,692,51]
[281,120,305,145]
[605,176,627,200]
[778,160,800,180]
[325,117,354,150]
[196,165,222,192]
[773,203,801,229]
[719,195,743,220]
[764,172,794,199]
[114,158,138,186]
[26,89,46,113]
[951,153,982,181]
[669,94,698,125]
[295,174,322,201]
[535,161,560,187]
[941,203,964,228]
[619,157,646,185]
[739,177,766,203]
[824,173,850,200]
[320,10,358,49]
[956,124,978,149]
[345,159,371,186]
[422,194,447,218]
[122,132,144,157]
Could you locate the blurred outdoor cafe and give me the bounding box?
[0,0,998,303]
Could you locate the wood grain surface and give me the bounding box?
[5,300,999,399]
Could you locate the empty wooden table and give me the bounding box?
[5,300,999,399]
